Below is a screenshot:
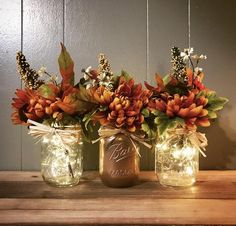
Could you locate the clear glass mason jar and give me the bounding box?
[155,130,199,187]
[99,133,140,188]
[41,124,83,187]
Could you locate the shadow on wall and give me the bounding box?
[200,105,236,170]
[82,125,100,171]
[83,142,99,170]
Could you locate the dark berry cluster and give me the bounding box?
[16,52,44,89]
[171,47,188,84]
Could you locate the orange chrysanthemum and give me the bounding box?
[93,77,152,132]
[148,91,210,129]
[11,89,59,124]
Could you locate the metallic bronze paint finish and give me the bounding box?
[99,134,140,188]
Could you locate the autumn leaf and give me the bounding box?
[155,74,165,92]
[144,74,165,94]
[55,85,99,116]
[58,43,74,91]
[186,68,193,86]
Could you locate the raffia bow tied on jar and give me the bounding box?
[28,119,83,187]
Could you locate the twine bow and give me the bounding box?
[165,127,208,157]
[27,119,81,178]
[27,119,80,141]
[92,126,153,157]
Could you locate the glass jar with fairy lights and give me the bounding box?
[155,128,200,186]
[40,124,83,187]
[11,44,97,187]
[144,46,228,187]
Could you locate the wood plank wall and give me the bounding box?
[0,0,235,170]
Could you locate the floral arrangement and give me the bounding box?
[11,43,98,128]
[11,44,229,189]
[11,44,228,142]
[142,47,228,137]
[80,54,152,134]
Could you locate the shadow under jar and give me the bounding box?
[155,130,199,187]
[41,124,83,187]
[99,133,140,188]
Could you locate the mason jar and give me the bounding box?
[155,129,199,187]
[99,132,140,188]
[41,124,83,187]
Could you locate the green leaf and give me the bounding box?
[155,116,185,136]
[120,70,131,81]
[151,109,159,116]
[207,111,217,119]
[141,122,150,133]
[207,94,228,111]
[163,74,171,85]
[196,90,207,98]
[173,117,185,126]
[82,110,97,130]
[141,122,155,138]
[165,82,189,96]
[206,91,216,99]
[38,84,58,100]
[154,117,159,125]
[58,43,75,90]
[141,108,150,118]
[157,119,170,136]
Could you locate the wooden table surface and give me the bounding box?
[0,171,235,225]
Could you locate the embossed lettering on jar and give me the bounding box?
[99,133,140,188]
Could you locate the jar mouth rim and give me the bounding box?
[48,124,81,130]
[53,125,80,128]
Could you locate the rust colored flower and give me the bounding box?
[108,96,145,132]
[11,88,61,124]
[94,77,152,132]
[93,86,114,105]
[148,91,210,129]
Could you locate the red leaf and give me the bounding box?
[58,43,75,91]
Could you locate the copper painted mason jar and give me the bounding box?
[99,133,140,187]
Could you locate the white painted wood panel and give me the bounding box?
[21,0,63,170]
[0,0,21,170]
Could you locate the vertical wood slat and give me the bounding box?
[65,0,148,170]
[191,0,236,170]
[21,0,64,170]
[0,0,21,170]
[1,0,236,170]
[147,0,189,169]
